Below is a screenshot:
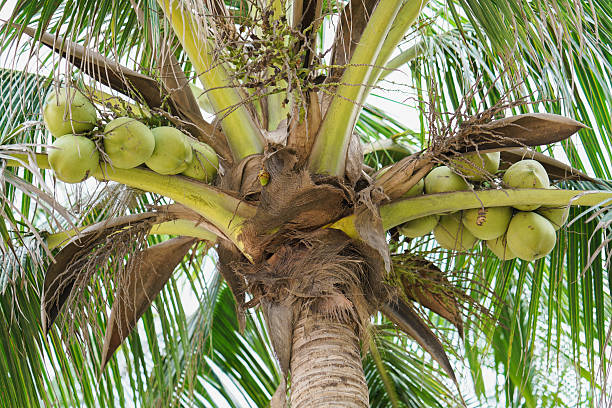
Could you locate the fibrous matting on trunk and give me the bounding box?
[238,146,354,260]
[216,147,393,384]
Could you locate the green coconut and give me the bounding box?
[398,214,440,238]
[103,117,155,169]
[486,234,517,260]
[506,211,556,261]
[375,167,424,197]
[48,134,99,183]
[502,159,550,211]
[43,88,97,137]
[536,205,569,230]
[424,166,470,194]
[181,140,219,181]
[433,213,478,251]
[462,206,513,240]
[404,178,425,198]
[536,188,570,230]
[145,127,193,175]
[451,151,500,181]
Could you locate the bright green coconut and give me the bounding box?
[451,151,500,181]
[433,213,478,251]
[145,127,193,175]
[536,205,569,230]
[462,206,513,240]
[486,234,517,261]
[181,140,219,182]
[43,87,97,137]
[48,134,99,183]
[398,214,440,238]
[403,178,425,197]
[375,168,424,198]
[103,117,155,169]
[424,166,470,194]
[506,211,556,261]
[502,159,550,211]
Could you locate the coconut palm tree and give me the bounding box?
[0,0,611,406]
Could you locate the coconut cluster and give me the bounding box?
[397,153,569,262]
[43,87,218,184]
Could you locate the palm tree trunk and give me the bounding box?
[290,311,369,407]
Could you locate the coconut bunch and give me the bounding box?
[397,153,570,262]
[43,87,218,184]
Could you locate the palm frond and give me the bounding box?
[365,325,459,408]
[460,180,612,406]
[0,231,226,407]
[398,2,612,178]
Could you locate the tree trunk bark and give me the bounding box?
[290,311,369,407]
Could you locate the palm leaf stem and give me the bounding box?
[157,0,264,160]
[366,0,427,86]
[331,188,612,238]
[149,219,218,241]
[5,153,255,257]
[308,0,405,176]
[45,219,217,250]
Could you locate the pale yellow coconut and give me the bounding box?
[43,88,97,137]
[398,214,440,238]
[433,213,478,251]
[486,234,517,261]
[506,211,556,261]
[424,166,469,194]
[462,206,513,240]
[451,151,500,181]
[103,117,155,169]
[181,140,219,182]
[48,134,99,183]
[502,160,550,211]
[145,127,193,175]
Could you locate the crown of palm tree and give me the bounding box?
[0,0,611,406]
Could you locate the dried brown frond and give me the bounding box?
[377,71,586,199]
[101,236,197,368]
[424,76,530,162]
[393,254,465,337]
[48,219,153,346]
[391,242,511,335]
